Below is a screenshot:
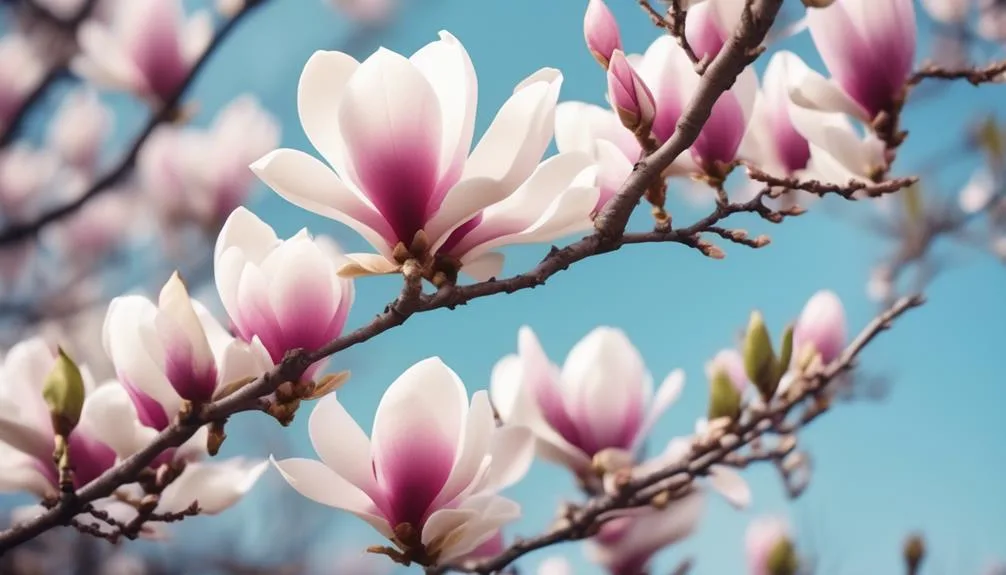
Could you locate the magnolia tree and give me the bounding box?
[0,0,1003,573]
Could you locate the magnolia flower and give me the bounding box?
[538,557,573,575]
[214,207,353,380]
[104,272,272,406]
[0,145,57,223]
[685,0,744,60]
[584,0,622,68]
[557,34,756,196]
[793,290,846,365]
[0,35,46,131]
[139,96,280,229]
[73,0,212,103]
[741,52,811,177]
[44,187,137,265]
[251,31,599,282]
[790,0,916,123]
[47,89,112,172]
[781,53,886,183]
[746,517,796,575]
[587,490,705,575]
[977,0,1006,42]
[271,357,534,565]
[491,326,684,476]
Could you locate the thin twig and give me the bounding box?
[908,59,1006,86]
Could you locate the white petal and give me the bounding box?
[297,50,360,176]
[460,251,505,282]
[785,53,869,121]
[308,393,379,498]
[77,384,153,458]
[633,369,685,451]
[483,424,535,491]
[707,465,751,508]
[433,390,495,508]
[158,459,267,514]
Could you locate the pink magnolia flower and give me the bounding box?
[587,489,705,575]
[138,96,280,229]
[103,271,272,406]
[0,337,265,527]
[685,0,744,60]
[793,290,847,365]
[251,31,599,282]
[490,326,684,477]
[607,50,656,134]
[741,52,811,177]
[781,53,886,183]
[271,357,535,564]
[0,144,57,223]
[556,34,756,200]
[789,0,916,123]
[746,516,793,575]
[73,0,212,103]
[213,207,354,380]
[47,88,112,172]
[43,186,137,266]
[0,35,45,132]
[584,0,623,68]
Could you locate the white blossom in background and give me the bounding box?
[491,326,684,478]
[327,0,396,22]
[139,96,279,230]
[47,88,112,172]
[73,0,213,103]
[0,145,57,223]
[746,516,795,575]
[537,556,574,575]
[213,207,354,380]
[978,0,1006,41]
[793,290,847,365]
[0,35,46,132]
[921,0,972,24]
[42,186,138,267]
[272,357,535,564]
[959,169,996,214]
[252,31,599,281]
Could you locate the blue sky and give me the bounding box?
[5,0,1006,573]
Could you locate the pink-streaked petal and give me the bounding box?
[432,390,495,509]
[337,48,443,245]
[426,177,507,255]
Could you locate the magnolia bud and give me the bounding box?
[743,311,780,400]
[708,367,742,420]
[584,0,622,69]
[904,533,926,573]
[607,50,655,135]
[766,537,799,575]
[43,347,86,436]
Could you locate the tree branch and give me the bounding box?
[429,295,925,574]
[0,0,268,247]
[908,59,1006,86]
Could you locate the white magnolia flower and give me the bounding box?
[213,207,354,380]
[47,88,112,171]
[251,31,599,281]
[272,357,535,564]
[73,0,212,103]
[491,326,684,477]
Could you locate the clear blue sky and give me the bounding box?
[7,0,1006,573]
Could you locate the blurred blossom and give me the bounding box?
[272,357,535,564]
[745,516,794,575]
[959,169,997,214]
[538,556,573,575]
[33,0,91,19]
[327,0,396,22]
[793,290,847,365]
[43,186,138,267]
[491,326,684,477]
[73,0,213,103]
[47,88,112,172]
[992,235,1006,260]
[791,0,916,122]
[586,489,705,575]
[213,207,354,380]
[921,0,972,24]
[867,264,894,302]
[705,348,748,393]
[139,96,280,229]
[0,145,57,222]
[252,31,598,281]
[0,35,46,132]
[100,554,149,575]
[978,0,1006,41]
[742,52,811,177]
[217,0,246,17]
[104,272,273,405]
[584,0,622,68]
[685,0,744,60]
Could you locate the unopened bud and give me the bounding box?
[584,0,622,69]
[744,311,781,401]
[43,347,86,436]
[708,367,742,421]
[607,50,655,135]
[904,533,926,573]
[754,234,772,247]
[207,420,227,456]
[766,537,799,575]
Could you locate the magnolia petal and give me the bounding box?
[633,369,685,451]
[460,251,505,282]
[103,297,182,414]
[250,148,395,258]
[297,50,360,176]
[308,394,380,498]
[788,105,877,181]
[433,390,495,509]
[336,253,401,278]
[426,177,508,254]
[157,458,267,515]
[78,384,155,458]
[483,424,535,491]
[707,465,751,508]
[269,456,393,538]
[786,53,870,122]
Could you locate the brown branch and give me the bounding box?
[429,295,924,574]
[908,59,1006,86]
[746,167,919,200]
[0,0,794,551]
[639,0,704,71]
[0,0,268,247]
